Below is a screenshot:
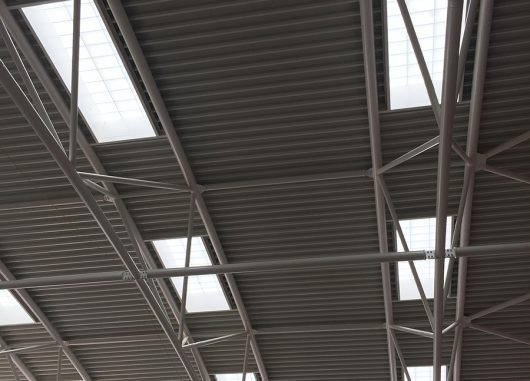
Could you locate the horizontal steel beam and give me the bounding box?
[1,242,529,290]
[78,172,189,192]
[390,325,434,339]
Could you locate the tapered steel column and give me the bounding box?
[360,1,397,379]
[453,2,494,380]
[434,2,464,380]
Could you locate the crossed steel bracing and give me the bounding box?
[0,0,528,380]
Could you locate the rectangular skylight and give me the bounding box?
[216,374,257,381]
[396,217,452,300]
[0,290,34,326]
[407,365,447,380]
[386,0,465,109]
[153,237,230,313]
[23,0,156,142]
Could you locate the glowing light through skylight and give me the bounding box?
[0,290,34,326]
[386,0,458,109]
[153,237,230,313]
[408,365,447,380]
[23,0,156,142]
[216,374,257,381]
[397,217,452,300]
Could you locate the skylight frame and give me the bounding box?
[385,0,468,110]
[396,216,453,300]
[22,0,157,143]
[215,373,257,381]
[406,365,447,380]
[153,237,231,313]
[0,290,35,326]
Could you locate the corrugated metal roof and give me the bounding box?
[0,0,528,380]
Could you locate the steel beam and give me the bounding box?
[69,0,80,165]
[468,292,530,321]
[106,2,269,379]
[2,242,530,290]
[0,4,211,379]
[483,164,530,186]
[390,325,434,340]
[469,323,530,347]
[453,2,494,380]
[484,131,530,159]
[0,261,91,381]
[78,171,189,192]
[434,2,464,380]
[0,58,200,381]
[0,337,37,381]
[360,2,398,378]
[395,0,469,166]
[390,329,411,381]
[377,176,435,329]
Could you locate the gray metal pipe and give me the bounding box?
[360,2,398,378]
[78,171,189,192]
[434,2,464,380]
[454,2,494,379]
[1,242,529,290]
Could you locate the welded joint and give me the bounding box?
[365,168,374,178]
[192,184,205,194]
[474,153,487,171]
[461,316,471,327]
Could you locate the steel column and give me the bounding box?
[106,2,269,379]
[434,2,464,380]
[453,2,494,380]
[360,1,397,379]
[0,59,200,381]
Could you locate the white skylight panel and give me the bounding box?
[0,290,34,326]
[216,374,257,381]
[407,365,447,380]
[153,237,230,313]
[397,217,452,300]
[386,0,450,109]
[23,0,156,142]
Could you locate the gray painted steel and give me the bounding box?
[0,0,528,381]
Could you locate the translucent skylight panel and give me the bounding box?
[153,237,230,313]
[216,374,257,381]
[408,365,447,380]
[0,290,34,326]
[23,0,156,142]
[397,217,452,300]
[387,0,452,109]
